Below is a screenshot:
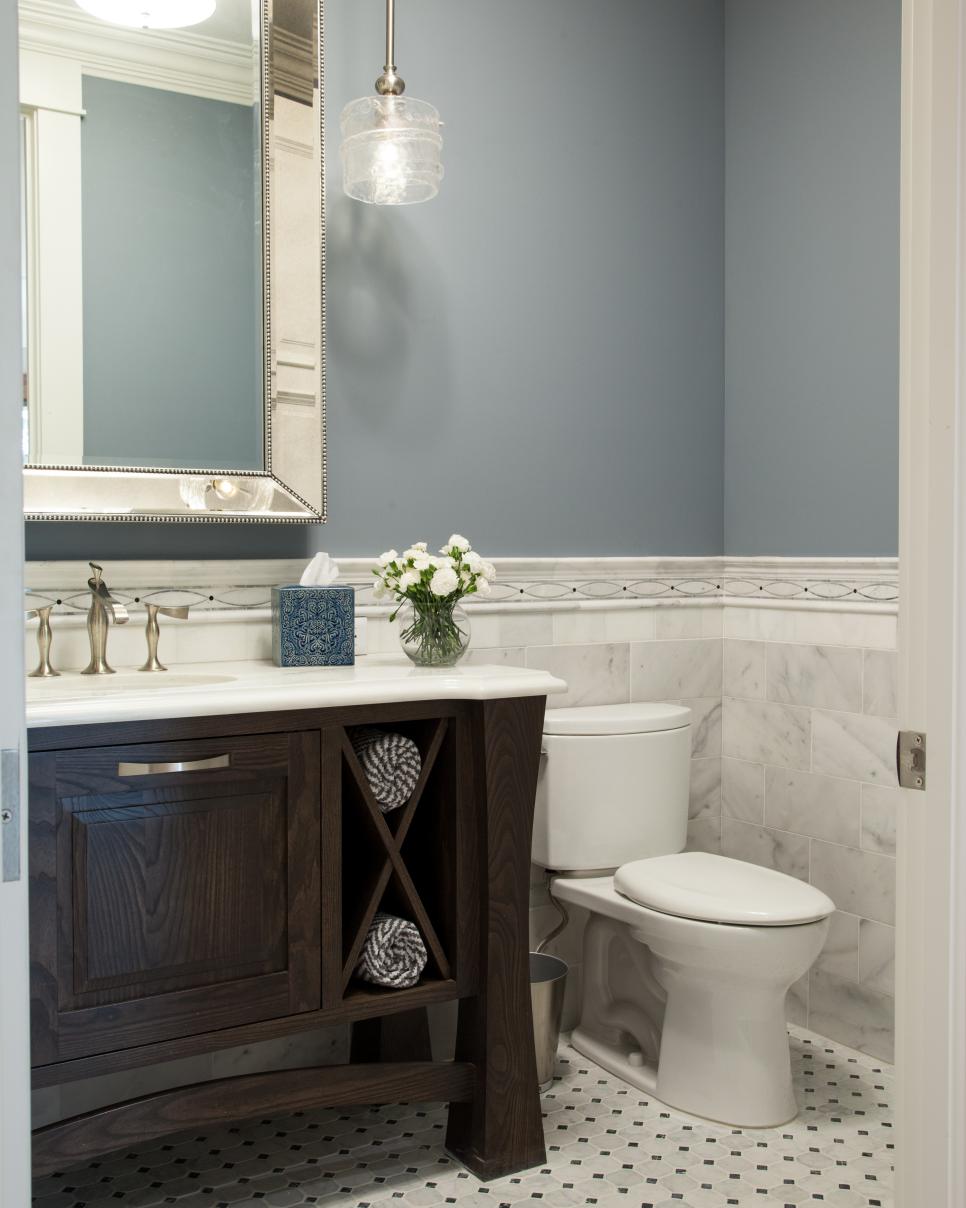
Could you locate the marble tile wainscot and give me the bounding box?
[718,599,899,1062]
[24,557,899,1063]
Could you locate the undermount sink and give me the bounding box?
[27,672,238,696]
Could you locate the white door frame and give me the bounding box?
[0,0,30,1201]
[897,0,966,1202]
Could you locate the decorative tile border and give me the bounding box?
[723,557,899,603]
[24,555,898,615]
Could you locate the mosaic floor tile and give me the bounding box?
[32,1026,893,1208]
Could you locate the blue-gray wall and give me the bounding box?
[723,0,901,555]
[25,0,901,563]
[80,77,261,470]
[26,0,725,559]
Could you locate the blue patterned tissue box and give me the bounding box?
[271,585,355,667]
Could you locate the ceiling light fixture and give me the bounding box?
[340,0,443,205]
[74,0,216,31]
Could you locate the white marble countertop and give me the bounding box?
[25,656,567,729]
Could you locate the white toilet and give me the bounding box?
[533,701,834,1128]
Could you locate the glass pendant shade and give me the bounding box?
[73,0,216,29]
[340,96,443,206]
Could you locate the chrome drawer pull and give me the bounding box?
[117,754,231,777]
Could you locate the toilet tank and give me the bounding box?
[532,702,692,873]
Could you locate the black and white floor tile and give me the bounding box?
[32,1027,893,1208]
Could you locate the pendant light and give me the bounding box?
[340,0,443,205]
[74,0,215,30]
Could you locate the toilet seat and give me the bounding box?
[615,851,834,927]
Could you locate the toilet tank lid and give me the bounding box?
[543,702,691,736]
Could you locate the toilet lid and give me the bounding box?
[615,851,835,926]
[543,702,691,736]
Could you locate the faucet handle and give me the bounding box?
[25,604,59,678]
[139,603,190,672]
[154,605,190,621]
[88,561,129,625]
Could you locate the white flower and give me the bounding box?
[372,581,388,600]
[399,570,419,591]
[482,561,496,580]
[430,566,459,597]
[403,544,427,560]
[413,554,431,571]
[460,565,472,582]
[464,550,483,573]
[412,541,428,552]
[378,549,398,566]
[475,577,491,597]
[446,534,471,553]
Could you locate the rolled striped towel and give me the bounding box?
[356,912,428,989]
[350,728,422,812]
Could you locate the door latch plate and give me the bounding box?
[897,730,926,790]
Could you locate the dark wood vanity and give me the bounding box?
[27,694,548,1181]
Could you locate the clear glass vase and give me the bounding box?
[396,600,470,667]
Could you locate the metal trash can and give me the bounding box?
[530,952,568,1091]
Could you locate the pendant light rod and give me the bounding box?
[375,0,405,94]
[385,0,395,75]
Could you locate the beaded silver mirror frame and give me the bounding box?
[22,0,326,525]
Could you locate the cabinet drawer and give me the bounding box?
[30,732,321,1066]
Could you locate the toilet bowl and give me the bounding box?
[533,703,835,1128]
[554,857,831,1126]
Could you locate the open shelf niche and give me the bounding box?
[338,717,458,1004]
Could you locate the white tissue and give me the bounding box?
[299,552,340,587]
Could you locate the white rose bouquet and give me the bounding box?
[373,535,496,666]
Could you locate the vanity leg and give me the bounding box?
[445,696,547,1180]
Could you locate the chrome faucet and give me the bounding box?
[82,562,129,675]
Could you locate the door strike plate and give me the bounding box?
[897,730,926,790]
[0,748,21,882]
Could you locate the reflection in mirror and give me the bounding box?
[19,0,261,470]
[19,0,325,522]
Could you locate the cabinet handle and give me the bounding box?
[117,754,231,777]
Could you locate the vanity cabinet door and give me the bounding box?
[29,731,321,1067]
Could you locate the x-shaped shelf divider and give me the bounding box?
[340,718,451,991]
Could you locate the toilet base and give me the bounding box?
[570,1026,659,1098]
[570,1024,799,1130]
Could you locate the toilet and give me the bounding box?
[533,701,834,1128]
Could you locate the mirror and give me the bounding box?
[18,0,326,522]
